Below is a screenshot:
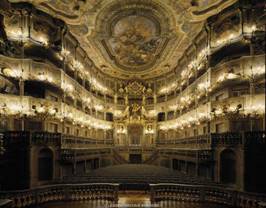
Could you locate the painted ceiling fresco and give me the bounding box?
[107,15,163,70]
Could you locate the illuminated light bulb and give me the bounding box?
[198,83,206,90]
[38,74,45,81]
[159,87,167,94]
[169,105,177,111]
[49,108,56,115]
[229,106,236,112]
[3,68,23,78]
[227,73,239,79]
[181,70,186,78]
[251,25,257,31]
[72,60,83,70]
[61,49,70,57]
[253,66,265,75]
[251,25,257,32]
[229,33,235,39]
[171,83,177,88]
[7,28,28,40]
[85,97,91,103]
[95,104,104,111]
[91,78,110,94]
[246,25,257,33]
[188,117,193,122]
[62,83,74,92]
[216,108,223,115]
[68,112,73,118]
[9,103,23,113]
[47,76,53,83]
[216,39,223,45]
[114,110,122,116]
[36,106,45,113]
[160,126,167,131]
[148,110,156,116]
[36,35,49,46]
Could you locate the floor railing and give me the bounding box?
[150,183,266,208]
[0,183,119,208]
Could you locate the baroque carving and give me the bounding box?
[126,81,145,96]
[6,0,239,80]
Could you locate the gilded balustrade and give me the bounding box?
[150,184,266,208]
[0,184,119,208]
[156,131,266,150]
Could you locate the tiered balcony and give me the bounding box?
[0,55,115,107]
[0,94,112,131]
[158,93,265,131]
[0,183,119,207]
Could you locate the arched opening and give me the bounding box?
[220,149,236,184]
[38,148,53,181]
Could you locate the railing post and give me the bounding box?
[64,186,71,201]
[231,191,238,207]
[150,185,155,204]
[114,184,119,204]
[199,186,206,202]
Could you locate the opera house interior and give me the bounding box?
[0,0,265,207]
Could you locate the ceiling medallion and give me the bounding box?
[94,1,174,75]
[103,15,167,71]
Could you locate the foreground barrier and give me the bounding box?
[0,183,119,208]
[151,183,266,208]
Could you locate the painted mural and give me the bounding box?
[108,15,162,68]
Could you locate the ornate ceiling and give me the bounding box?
[9,0,237,80]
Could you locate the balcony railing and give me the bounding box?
[157,134,211,150]
[150,183,266,208]
[61,148,112,162]
[62,134,114,149]
[3,131,114,149]
[157,131,266,150]
[0,183,119,208]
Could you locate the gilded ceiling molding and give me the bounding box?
[188,0,239,22]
